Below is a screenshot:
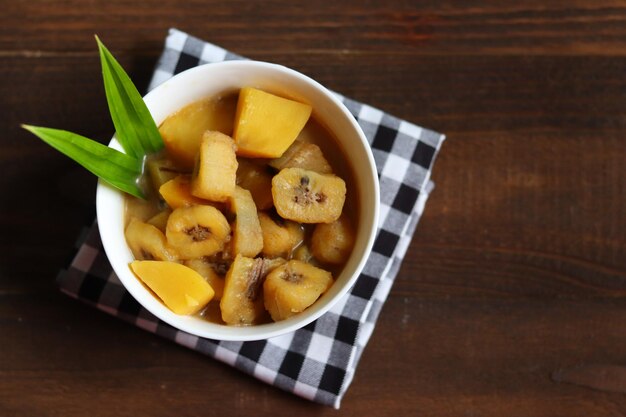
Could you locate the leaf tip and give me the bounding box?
[21,124,36,133]
[95,35,109,58]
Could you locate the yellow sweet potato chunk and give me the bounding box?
[233,87,312,158]
[130,261,214,315]
[159,176,212,209]
[159,96,237,169]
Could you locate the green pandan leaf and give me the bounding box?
[22,125,145,199]
[96,35,163,158]
[23,37,165,199]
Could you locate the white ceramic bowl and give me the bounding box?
[96,61,379,341]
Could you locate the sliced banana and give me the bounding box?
[292,244,315,264]
[146,210,171,233]
[311,214,355,264]
[258,211,304,258]
[165,205,231,260]
[269,141,332,174]
[195,249,233,277]
[268,140,301,170]
[236,159,274,210]
[184,258,225,301]
[125,218,177,261]
[263,260,333,321]
[261,257,287,275]
[272,167,346,223]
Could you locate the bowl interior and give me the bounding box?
[96,61,379,341]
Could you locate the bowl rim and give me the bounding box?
[96,60,380,341]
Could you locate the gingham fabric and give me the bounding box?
[57,28,445,408]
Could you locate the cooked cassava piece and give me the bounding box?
[191,131,238,202]
[263,260,333,321]
[272,167,346,223]
[126,218,177,261]
[233,87,312,158]
[166,205,231,260]
[258,211,304,258]
[219,255,289,325]
[125,87,355,324]
[311,215,355,265]
[230,186,264,257]
[131,260,215,315]
[220,255,267,325]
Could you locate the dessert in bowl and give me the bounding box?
[96,60,379,341]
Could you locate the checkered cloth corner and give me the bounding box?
[57,28,445,409]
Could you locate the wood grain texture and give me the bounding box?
[1,0,626,416]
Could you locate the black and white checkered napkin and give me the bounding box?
[58,28,445,408]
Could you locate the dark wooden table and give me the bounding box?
[3,1,626,416]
